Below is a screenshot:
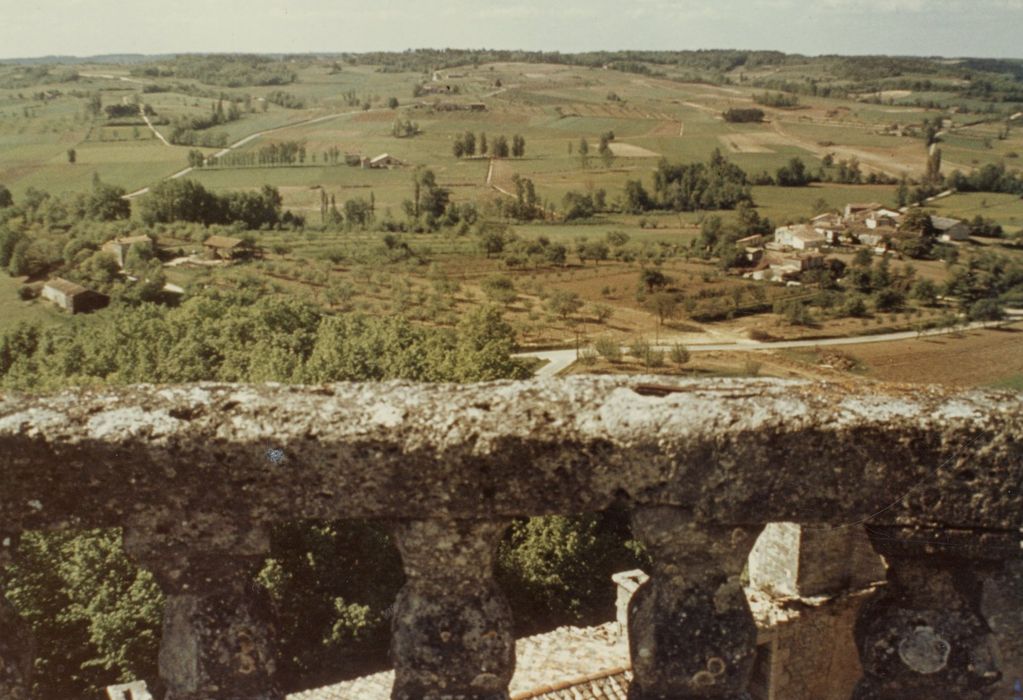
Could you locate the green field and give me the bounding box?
[0,273,68,332]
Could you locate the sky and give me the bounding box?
[0,0,1021,60]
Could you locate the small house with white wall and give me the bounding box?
[773,224,826,251]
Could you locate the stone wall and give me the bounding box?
[1,377,1021,699]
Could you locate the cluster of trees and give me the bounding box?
[692,202,773,266]
[319,190,377,231]
[946,162,1023,195]
[453,133,525,159]
[168,98,242,146]
[103,103,149,120]
[753,91,800,108]
[131,55,296,87]
[138,179,296,230]
[452,131,479,157]
[391,118,420,138]
[622,151,753,213]
[722,107,765,123]
[402,168,453,231]
[495,174,544,221]
[476,224,567,268]
[0,184,166,296]
[265,90,306,109]
[561,188,609,221]
[253,140,307,166]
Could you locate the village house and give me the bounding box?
[863,208,901,229]
[41,278,109,314]
[843,202,883,222]
[773,224,827,251]
[364,153,403,169]
[203,235,249,261]
[931,215,970,242]
[101,234,154,269]
[744,251,823,281]
[809,213,845,244]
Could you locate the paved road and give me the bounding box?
[517,318,1019,379]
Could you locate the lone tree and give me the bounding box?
[578,138,590,168]
[546,289,583,320]
[644,291,680,341]
[67,148,76,164]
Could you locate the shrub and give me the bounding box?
[17,285,38,300]
[968,299,1004,321]
[669,343,690,365]
[594,336,622,362]
[629,338,651,360]
[841,295,868,318]
[578,348,598,366]
[592,303,613,324]
[743,358,763,376]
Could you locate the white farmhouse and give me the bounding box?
[773,224,827,251]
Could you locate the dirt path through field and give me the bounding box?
[139,104,170,146]
[518,319,1014,377]
[769,119,919,177]
[124,108,372,199]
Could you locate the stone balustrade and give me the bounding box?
[1,377,1020,699]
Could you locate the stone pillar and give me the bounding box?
[123,513,281,700]
[748,522,886,598]
[390,518,514,700]
[853,526,1016,700]
[627,506,763,699]
[0,534,33,700]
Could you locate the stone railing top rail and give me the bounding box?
[1,377,1021,533]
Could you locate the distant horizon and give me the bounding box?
[2,0,1022,62]
[2,48,1023,63]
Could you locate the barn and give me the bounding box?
[41,278,109,314]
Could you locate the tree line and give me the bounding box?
[137,179,298,230]
[453,132,525,158]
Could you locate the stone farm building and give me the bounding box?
[364,153,403,169]
[101,234,154,269]
[203,235,249,260]
[41,277,109,314]
[931,215,970,242]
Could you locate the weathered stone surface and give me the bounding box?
[1,378,1021,531]
[124,513,282,700]
[854,526,1009,700]
[390,519,514,700]
[627,507,762,699]
[1,378,1021,698]
[748,523,885,598]
[982,558,1023,699]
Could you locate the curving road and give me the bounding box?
[123,108,375,199]
[517,316,1022,378]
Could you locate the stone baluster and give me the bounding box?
[0,533,33,700]
[123,513,282,700]
[627,506,763,699]
[390,518,514,700]
[853,525,1018,700]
